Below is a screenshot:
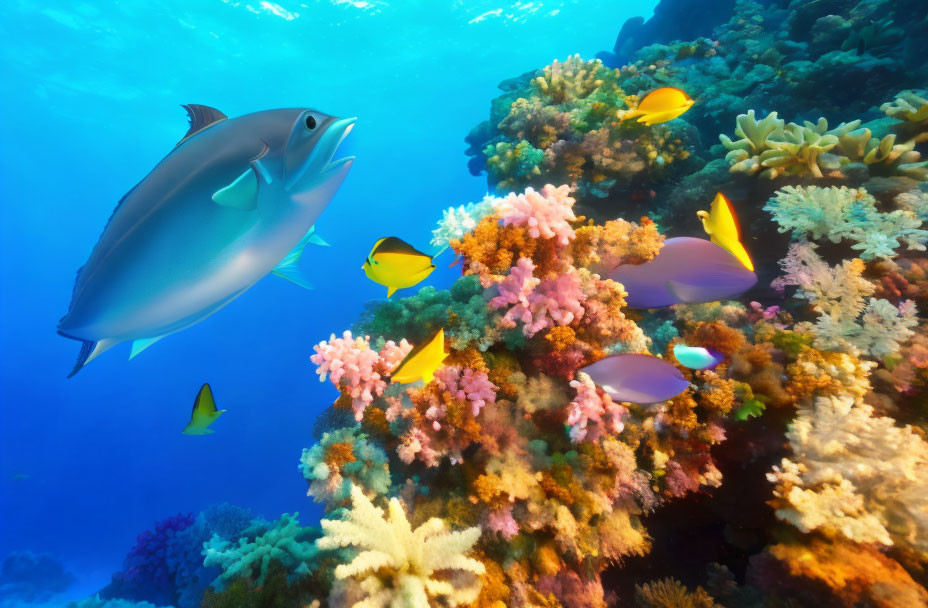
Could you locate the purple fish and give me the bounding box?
[581,353,690,404]
[609,237,757,308]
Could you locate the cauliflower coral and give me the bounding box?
[311,331,412,421]
[318,485,485,608]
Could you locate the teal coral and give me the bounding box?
[299,426,391,508]
[354,275,500,351]
[202,513,320,591]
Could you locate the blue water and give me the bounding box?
[0,0,657,598]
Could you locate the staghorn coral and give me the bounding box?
[765,185,928,260]
[318,485,485,608]
[768,393,928,556]
[203,513,320,591]
[773,243,918,359]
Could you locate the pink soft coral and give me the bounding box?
[310,331,412,421]
[490,258,586,337]
[496,184,577,245]
[435,366,498,417]
[566,372,628,442]
[487,505,519,540]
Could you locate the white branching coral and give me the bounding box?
[773,243,917,358]
[430,196,497,251]
[318,485,485,608]
[768,393,928,557]
[765,185,928,259]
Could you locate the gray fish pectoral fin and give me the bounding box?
[271,226,327,290]
[129,335,166,360]
[212,168,259,210]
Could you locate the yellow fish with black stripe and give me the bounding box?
[362,237,436,297]
[697,192,754,271]
[390,328,447,385]
[183,383,227,435]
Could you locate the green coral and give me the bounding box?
[483,140,544,192]
[354,275,499,351]
[203,513,321,591]
[299,426,391,508]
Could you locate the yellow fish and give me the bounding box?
[362,237,436,298]
[621,87,694,126]
[697,193,754,271]
[183,383,226,435]
[390,328,447,385]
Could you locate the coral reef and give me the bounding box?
[100,513,195,607]
[0,550,75,601]
[465,55,700,203]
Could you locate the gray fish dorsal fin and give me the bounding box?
[177,104,227,145]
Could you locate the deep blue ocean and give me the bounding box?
[0,0,657,600]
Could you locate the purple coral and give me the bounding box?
[102,513,194,606]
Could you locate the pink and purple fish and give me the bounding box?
[609,237,757,308]
[581,353,690,404]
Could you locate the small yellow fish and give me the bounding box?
[621,87,694,126]
[183,383,226,435]
[390,328,447,385]
[697,193,754,271]
[362,237,436,298]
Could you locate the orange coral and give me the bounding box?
[570,217,663,273]
[750,537,928,608]
[324,442,356,469]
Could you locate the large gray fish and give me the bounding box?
[58,105,355,376]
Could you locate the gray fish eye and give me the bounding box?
[305,115,317,130]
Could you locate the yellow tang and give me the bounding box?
[622,87,694,126]
[362,237,436,298]
[183,383,227,435]
[697,192,754,271]
[390,328,448,385]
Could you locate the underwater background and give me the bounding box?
[1,0,927,607]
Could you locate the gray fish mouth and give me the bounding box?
[322,117,356,174]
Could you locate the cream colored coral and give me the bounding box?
[318,485,485,608]
[769,393,928,556]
